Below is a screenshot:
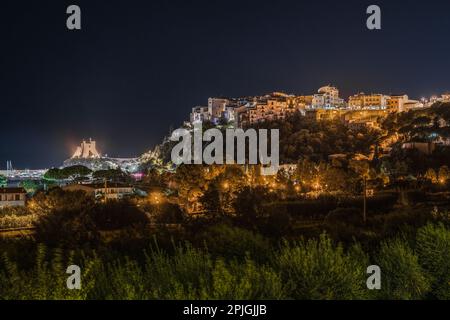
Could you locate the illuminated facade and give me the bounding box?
[72,139,101,159]
[387,95,409,112]
[441,93,450,102]
[348,93,390,110]
[312,86,344,109]
[0,188,26,208]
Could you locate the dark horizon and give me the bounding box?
[1,0,450,169]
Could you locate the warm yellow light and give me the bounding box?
[150,191,164,205]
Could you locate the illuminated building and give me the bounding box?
[312,86,344,109]
[403,100,424,111]
[63,183,134,200]
[0,187,26,208]
[348,93,389,110]
[441,93,450,102]
[387,95,409,112]
[72,138,101,159]
[190,106,210,123]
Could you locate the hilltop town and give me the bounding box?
[187,86,450,129]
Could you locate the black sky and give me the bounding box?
[1,0,449,168]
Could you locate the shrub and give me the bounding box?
[375,238,430,299]
[275,234,368,299]
[193,223,272,262]
[416,223,450,299]
[0,245,98,299]
[91,200,149,230]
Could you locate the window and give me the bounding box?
[15,194,21,201]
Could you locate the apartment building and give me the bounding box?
[387,95,409,112]
[348,93,389,110]
[312,86,344,109]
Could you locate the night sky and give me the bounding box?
[1,0,449,168]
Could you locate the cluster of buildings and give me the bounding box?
[188,86,450,128]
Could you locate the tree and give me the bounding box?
[0,175,7,187]
[425,168,438,184]
[92,169,129,182]
[349,160,371,223]
[200,183,223,217]
[233,186,271,228]
[438,165,449,184]
[416,223,450,299]
[44,168,65,180]
[62,165,92,178]
[20,180,40,193]
[44,166,92,181]
[145,168,164,186]
[375,239,430,299]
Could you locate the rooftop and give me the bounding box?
[0,187,27,194]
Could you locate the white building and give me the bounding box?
[403,100,424,111]
[441,93,450,102]
[0,188,27,208]
[190,106,210,123]
[208,98,229,124]
[63,183,134,200]
[190,97,239,125]
[312,86,344,109]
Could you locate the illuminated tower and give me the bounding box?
[71,139,101,159]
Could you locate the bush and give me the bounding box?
[0,245,98,299]
[34,205,100,249]
[275,234,368,299]
[324,208,366,243]
[91,200,149,230]
[91,244,284,299]
[193,223,272,262]
[152,203,184,224]
[375,239,430,299]
[416,223,450,299]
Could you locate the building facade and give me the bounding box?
[63,183,134,200]
[312,86,344,109]
[0,188,27,208]
[348,93,390,110]
[387,95,409,112]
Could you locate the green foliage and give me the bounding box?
[44,166,92,181]
[416,223,450,299]
[193,224,272,262]
[1,227,449,300]
[89,244,284,300]
[20,180,41,194]
[252,113,380,163]
[0,245,97,299]
[0,174,7,187]
[92,169,129,182]
[375,238,430,299]
[275,234,368,299]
